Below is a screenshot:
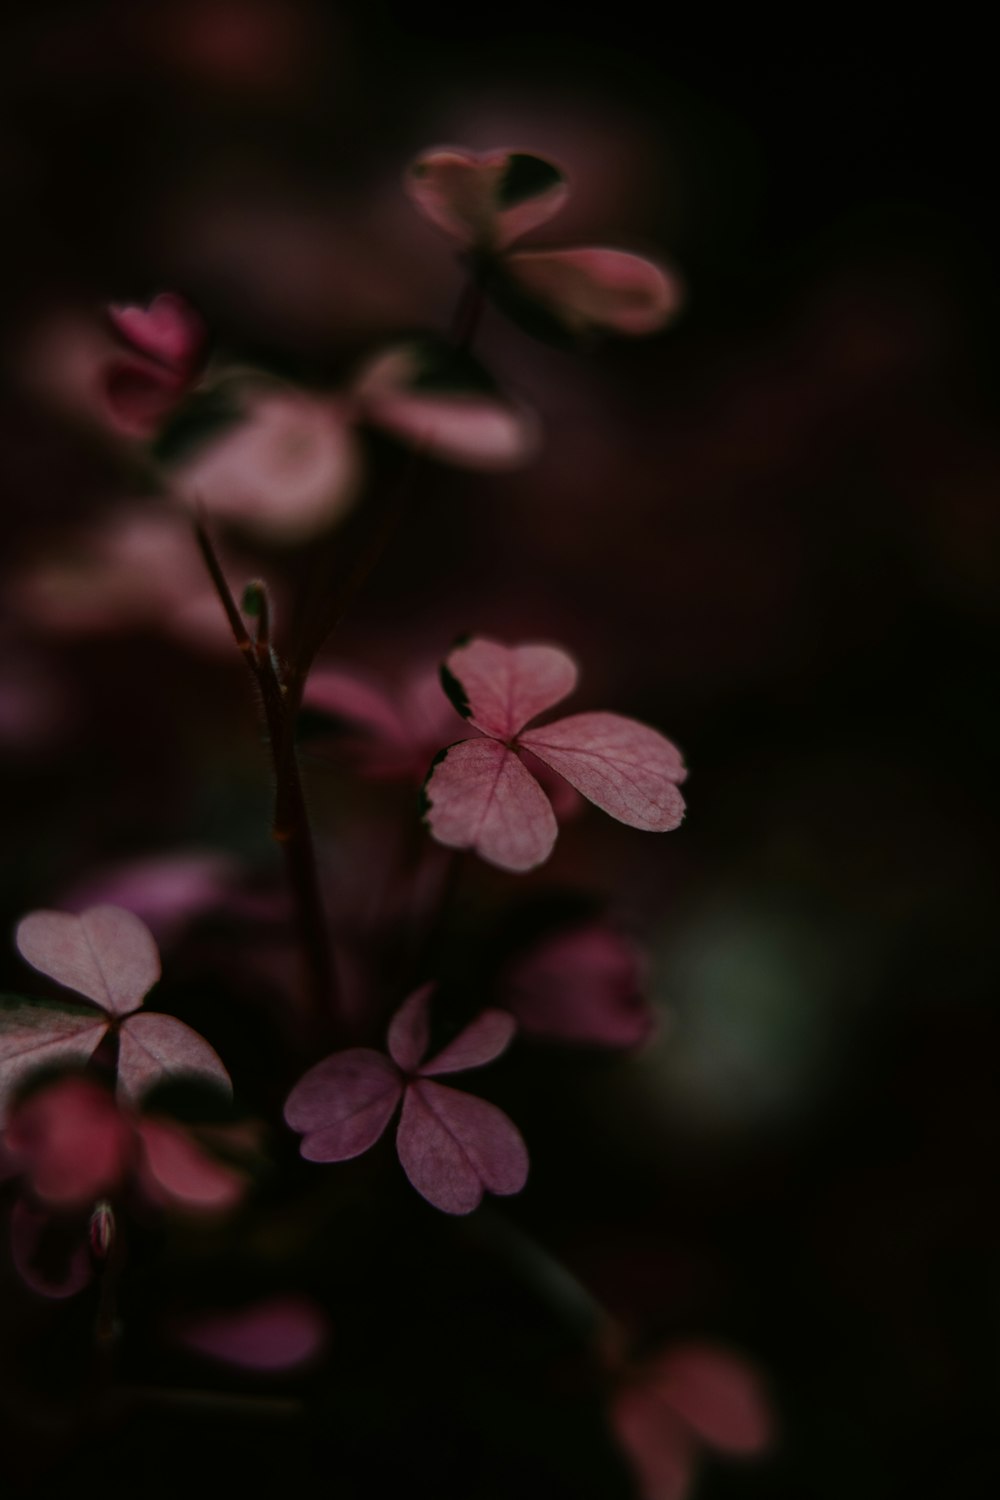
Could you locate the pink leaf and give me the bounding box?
[136,1117,247,1211]
[506,248,682,336]
[405,147,567,251]
[107,293,205,375]
[519,712,686,831]
[15,905,161,1016]
[422,738,558,873]
[647,1344,773,1455]
[10,1200,93,1301]
[502,926,653,1047]
[0,998,109,1121]
[396,1079,529,1215]
[284,1049,402,1162]
[4,1077,130,1209]
[304,668,409,745]
[386,984,433,1073]
[421,1010,516,1076]
[612,1385,697,1500]
[176,389,361,542]
[443,637,578,740]
[174,1295,328,1373]
[117,1012,232,1103]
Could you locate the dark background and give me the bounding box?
[1,5,997,1497]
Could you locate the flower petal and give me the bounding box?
[611,1385,697,1500]
[107,293,205,375]
[387,983,434,1072]
[117,1012,232,1103]
[15,905,161,1016]
[136,1117,247,1211]
[442,637,578,740]
[304,667,409,745]
[421,1010,516,1076]
[405,147,567,251]
[396,1079,529,1214]
[647,1344,773,1455]
[422,738,557,873]
[505,247,682,337]
[283,1049,402,1161]
[0,997,109,1121]
[174,1295,328,1372]
[501,925,653,1047]
[519,712,686,831]
[4,1077,130,1209]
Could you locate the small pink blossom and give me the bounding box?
[611,1342,774,1500]
[501,924,654,1047]
[406,146,681,339]
[422,637,686,872]
[104,293,207,438]
[284,984,528,1215]
[1,904,231,1119]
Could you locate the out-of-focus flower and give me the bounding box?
[104,293,208,438]
[610,1341,773,1500]
[285,983,528,1214]
[1,904,231,1119]
[172,1294,329,1373]
[406,147,682,340]
[500,923,654,1047]
[422,637,686,871]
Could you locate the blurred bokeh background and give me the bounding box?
[1,4,998,1497]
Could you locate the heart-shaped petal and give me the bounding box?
[420,1010,516,1076]
[117,1012,232,1103]
[505,248,681,337]
[405,147,567,251]
[386,984,434,1073]
[396,1079,529,1214]
[0,996,109,1121]
[442,637,578,740]
[519,712,686,831]
[15,905,161,1016]
[107,293,205,375]
[284,1049,402,1161]
[422,738,558,873]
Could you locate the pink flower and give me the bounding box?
[104,292,206,437]
[611,1342,774,1500]
[284,984,528,1215]
[1,904,231,1120]
[405,147,682,339]
[421,637,687,872]
[500,923,654,1048]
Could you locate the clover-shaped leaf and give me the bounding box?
[405,147,568,252]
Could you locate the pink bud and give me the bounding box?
[89,1199,115,1259]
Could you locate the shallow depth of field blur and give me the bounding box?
[1,6,998,1498]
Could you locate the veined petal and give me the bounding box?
[421,1010,516,1076]
[422,739,557,873]
[519,712,686,831]
[15,905,161,1016]
[284,1049,402,1162]
[117,1012,232,1103]
[0,996,109,1121]
[387,983,434,1072]
[442,637,578,740]
[396,1079,529,1214]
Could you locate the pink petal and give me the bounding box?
[502,926,653,1048]
[386,983,433,1072]
[174,1295,328,1373]
[421,1010,516,1076]
[422,738,558,873]
[283,1049,402,1161]
[405,147,567,251]
[175,389,361,542]
[396,1079,529,1215]
[519,712,686,831]
[103,359,187,438]
[10,1200,93,1300]
[107,293,205,375]
[117,1013,232,1103]
[136,1118,247,1211]
[443,637,578,740]
[611,1385,697,1500]
[4,1077,131,1209]
[355,345,538,471]
[62,851,237,944]
[0,998,108,1121]
[506,248,682,336]
[304,667,408,745]
[647,1344,773,1455]
[15,905,161,1017]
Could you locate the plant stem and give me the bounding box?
[195,520,337,1035]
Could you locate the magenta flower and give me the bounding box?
[421,637,687,872]
[104,292,206,437]
[1,904,231,1118]
[611,1342,774,1500]
[284,984,528,1215]
[405,147,682,339]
